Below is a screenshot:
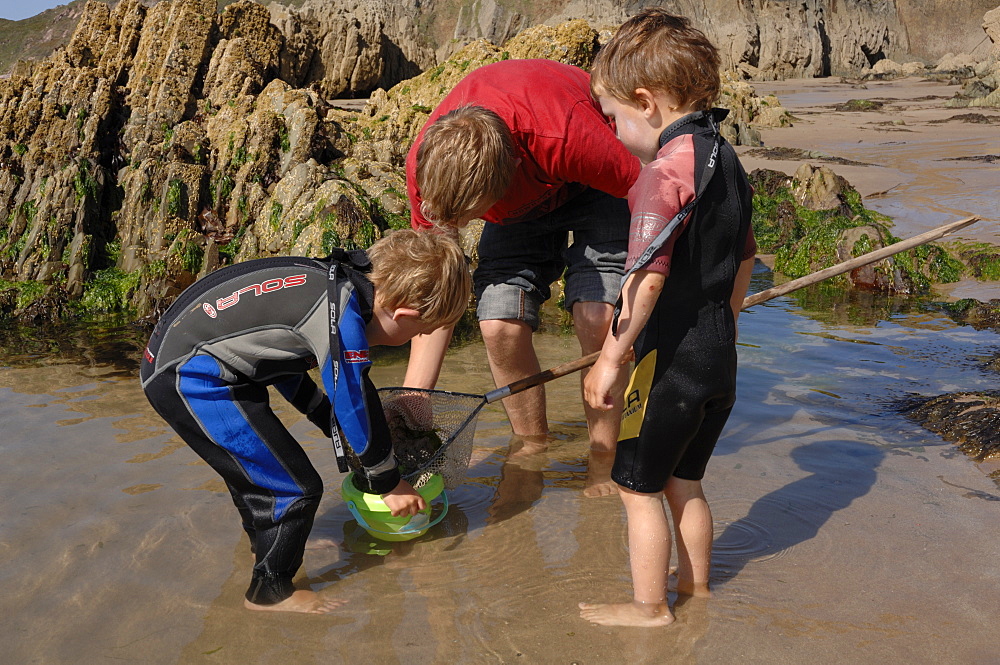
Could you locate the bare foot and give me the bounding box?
[583,448,619,498]
[579,600,675,627]
[244,590,346,614]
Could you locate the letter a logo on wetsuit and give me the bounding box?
[202,303,218,318]
[619,349,658,441]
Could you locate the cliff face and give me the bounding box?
[424,0,999,76]
[4,0,998,78]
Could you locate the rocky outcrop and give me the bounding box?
[270,0,435,99]
[936,5,1000,107]
[749,165,964,295]
[0,0,403,320]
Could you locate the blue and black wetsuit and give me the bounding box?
[139,251,398,605]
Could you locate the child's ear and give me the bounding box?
[391,307,422,321]
[634,88,657,116]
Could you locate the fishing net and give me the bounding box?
[379,387,487,490]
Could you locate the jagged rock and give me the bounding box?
[792,164,853,213]
[290,0,434,99]
[202,0,283,106]
[502,19,599,67]
[983,5,1000,58]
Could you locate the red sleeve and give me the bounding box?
[545,100,641,198]
[624,137,696,276]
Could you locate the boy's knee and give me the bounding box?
[479,318,533,347]
[665,476,705,502]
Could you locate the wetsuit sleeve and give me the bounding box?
[624,136,697,275]
[274,374,332,437]
[326,291,400,495]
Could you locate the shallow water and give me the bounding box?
[2,262,999,664]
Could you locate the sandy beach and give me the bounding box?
[738,76,1000,302]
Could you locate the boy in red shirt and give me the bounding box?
[404,58,641,490]
[581,10,756,626]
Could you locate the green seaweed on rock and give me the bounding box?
[749,170,964,293]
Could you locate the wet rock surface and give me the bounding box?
[901,390,1000,462]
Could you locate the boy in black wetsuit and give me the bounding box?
[580,9,757,626]
[140,230,470,614]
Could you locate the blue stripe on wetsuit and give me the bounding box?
[326,290,375,456]
[178,354,301,521]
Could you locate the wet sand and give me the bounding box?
[2,77,999,664]
[737,76,1000,302]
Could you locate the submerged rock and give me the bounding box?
[903,391,1000,462]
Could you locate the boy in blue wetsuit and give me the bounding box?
[140,230,470,614]
[581,9,757,626]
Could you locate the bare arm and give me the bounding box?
[584,270,666,410]
[730,256,755,333]
[403,325,454,389]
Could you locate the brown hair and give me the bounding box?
[415,105,516,226]
[367,229,471,329]
[590,9,721,111]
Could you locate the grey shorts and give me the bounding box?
[473,188,629,330]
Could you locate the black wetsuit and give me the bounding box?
[140,252,398,604]
[614,109,754,493]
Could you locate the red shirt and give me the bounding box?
[406,59,641,228]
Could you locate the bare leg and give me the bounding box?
[573,301,627,497]
[245,589,347,614]
[480,318,547,437]
[665,477,713,597]
[579,487,676,627]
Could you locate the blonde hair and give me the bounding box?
[415,105,516,226]
[591,9,720,111]
[367,229,471,329]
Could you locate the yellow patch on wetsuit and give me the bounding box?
[619,349,656,441]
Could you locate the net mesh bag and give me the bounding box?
[378,387,486,490]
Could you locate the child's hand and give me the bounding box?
[381,480,427,517]
[583,355,622,411]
